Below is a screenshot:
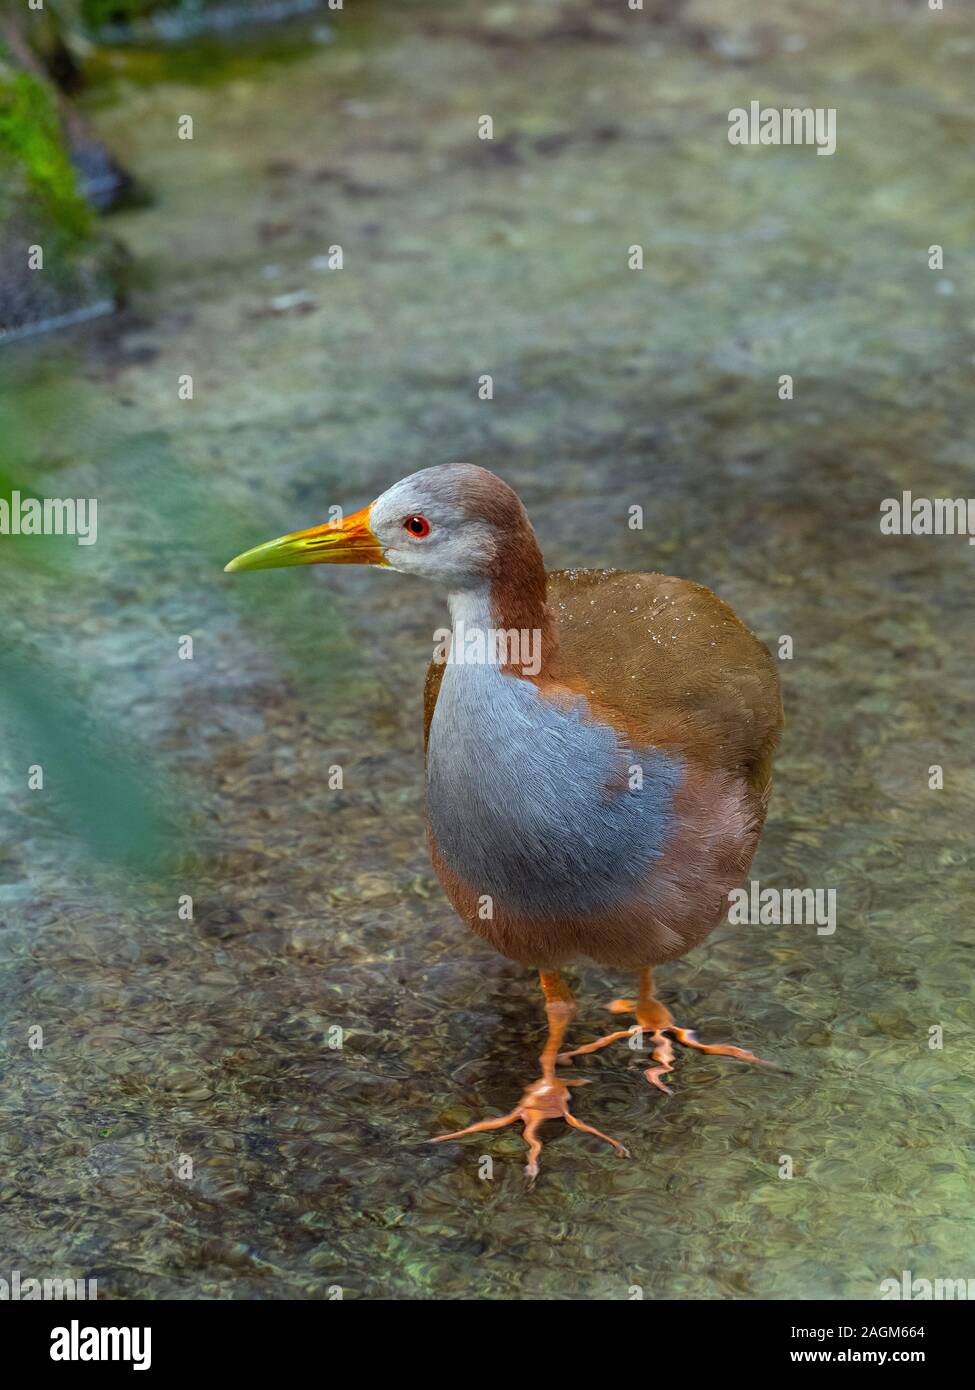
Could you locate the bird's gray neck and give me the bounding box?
[444,584,544,679]
[447,585,493,631]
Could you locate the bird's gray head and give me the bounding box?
[224,462,541,594]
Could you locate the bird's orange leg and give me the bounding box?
[558,967,772,1094]
[429,971,629,1181]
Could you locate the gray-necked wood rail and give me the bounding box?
[226,463,783,1179]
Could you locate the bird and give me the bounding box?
[225,463,783,1179]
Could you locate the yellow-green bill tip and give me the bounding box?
[223,536,301,573]
[224,505,386,573]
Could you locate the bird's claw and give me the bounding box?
[429,1075,628,1180]
[558,998,773,1093]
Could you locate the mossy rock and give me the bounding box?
[0,65,120,341]
[3,4,135,209]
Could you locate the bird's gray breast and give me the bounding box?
[426,663,683,917]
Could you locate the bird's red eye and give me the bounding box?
[403,515,431,538]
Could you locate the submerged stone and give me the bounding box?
[78,0,326,45]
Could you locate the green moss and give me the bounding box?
[0,69,91,244]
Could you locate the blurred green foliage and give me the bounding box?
[0,355,367,883]
[2,651,184,872]
[0,382,187,876]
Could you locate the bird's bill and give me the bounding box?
[223,503,388,573]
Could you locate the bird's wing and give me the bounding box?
[545,569,783,800]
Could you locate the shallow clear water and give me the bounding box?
[1,0,973,1299]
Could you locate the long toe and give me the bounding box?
[557,1026,637,1063]
[669,1026,773,1067]
[428,1077,627,1178]
[564,1112,630,1158]
[429,1108,522,1142]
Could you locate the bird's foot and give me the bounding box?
[557,997,772,1094]
[429,1075,629,1182]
